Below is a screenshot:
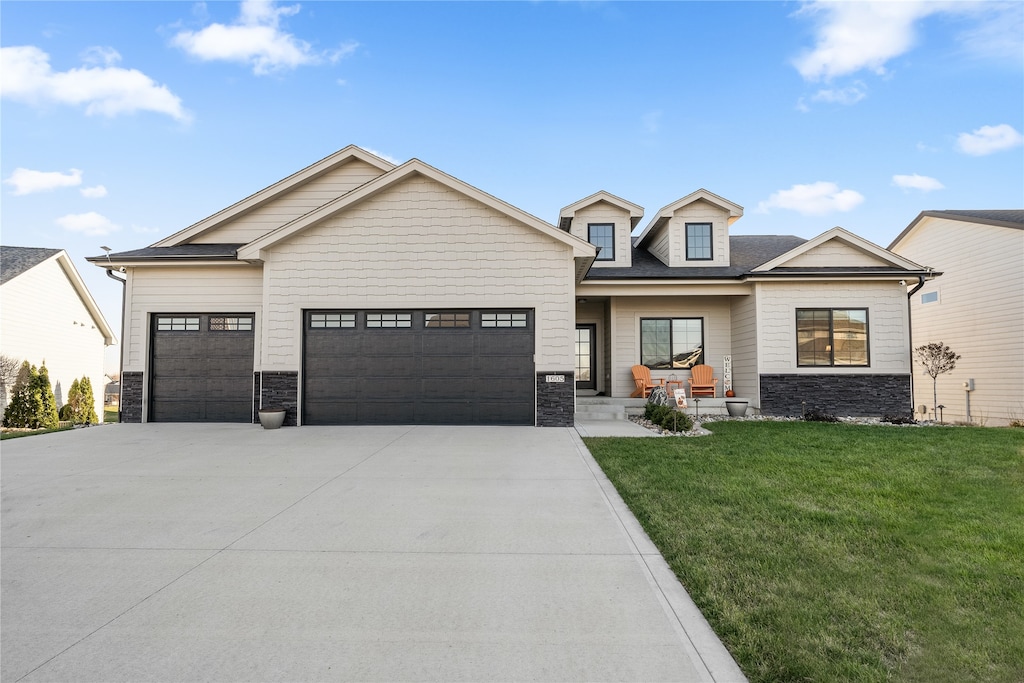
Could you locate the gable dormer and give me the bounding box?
[634,189,742,268]
[558,191,643,268]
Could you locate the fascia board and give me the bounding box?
[238,159,597,261]
[54,251,117,345]
[634,189,743,247]
[753,226,926,272]
[559,191,644,223]
[151,146,396,248]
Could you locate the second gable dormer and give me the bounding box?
[634,189,743,268]
[558,191,643,268]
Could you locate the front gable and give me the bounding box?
[154,146,395,248]
[753,227,924,274]
[636,190,743,269]
[238,159,596,267]
[558,191,643,269]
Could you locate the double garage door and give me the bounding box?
[149,310,535,425]
[303,309,535,425]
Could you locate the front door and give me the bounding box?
[575,324,596,390]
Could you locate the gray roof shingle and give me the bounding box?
[584,235,808,279]
[0,246,62,284]
[87,244,245,262]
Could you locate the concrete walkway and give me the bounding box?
[1,424,744,682]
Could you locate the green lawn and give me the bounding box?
[104,407,119,423]
[584,422,1024,683]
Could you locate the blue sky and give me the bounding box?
[2,0,1022,370]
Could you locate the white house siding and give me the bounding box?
[783,241,892,269]
[123,265,264,372]
[190,160,387,245]
[668,199,731,268]
[569,201,633,268]
[892,218,1024,425]
[648,227,671,266]
[0,258,107,419]
[757,281,910,374]
[609,296,734,397]
[261,174,576,371]
[729,292,759,402]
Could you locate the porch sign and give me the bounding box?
[723,355,733,393]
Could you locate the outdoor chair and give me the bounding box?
[688,364,718,398]
[631,364,666,398]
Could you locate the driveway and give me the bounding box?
[1,424,744,682]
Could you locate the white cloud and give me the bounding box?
[793,1,937,81]
[172,0,355,75]
[892,174,945,192]
[81,185,108,198]
[0,45,189,121]
[4,167,82,195]
[956,124,1023,156]
[757,182,865,215]
[362,147,402,165]
[56,212,121,236]
[811,83,867,106]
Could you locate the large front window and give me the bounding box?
[588,223,614,261]
[640,318,704,369]
[796,309,869,366]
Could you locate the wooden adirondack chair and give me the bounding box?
[687,364,718,397]
[631,365,666,398]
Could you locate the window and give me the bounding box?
[156,316,199,331]
[640,318,704,369]
[309,313,355,328]
[796,309,869,366]
[481,311,528,328]
[209,316,253,331]
[425,312,470,328]
[921,291,939,304]
[366,312,412,328]
[588,223,615,261]
[686,223,712,260]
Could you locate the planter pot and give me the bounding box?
[725,400,748,417]
[258,408,286,430]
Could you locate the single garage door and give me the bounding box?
[303,310,535,425]
[150,313,255,422]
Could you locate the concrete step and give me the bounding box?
[575,403,626,421]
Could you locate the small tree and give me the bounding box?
[34,364,60,429]
[0,353,21,403]
[2,361,34,427]
[77,376,98,425]
[914,342,960,421]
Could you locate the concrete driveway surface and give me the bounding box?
[1,424,745,682]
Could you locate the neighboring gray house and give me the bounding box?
[89,147,931,426]
[889,210,1024,426]
[1,246,116,417]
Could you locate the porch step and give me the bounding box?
[576,396,647,421]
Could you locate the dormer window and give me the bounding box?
[588,223,615,261]
[686,223,712,260]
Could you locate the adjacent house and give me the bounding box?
[889,210,1024,426]
[1,247,117,418]
[88,147,932,426]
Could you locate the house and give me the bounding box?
[889,210,1024,426]
[88,147,931,426]
[105,381,120,407]
[1,247,117,418]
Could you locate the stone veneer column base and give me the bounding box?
[120,371,144,423]
[759,374,912,417]
[259,371,299,427]
[536,371,575,427]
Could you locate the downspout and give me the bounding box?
[105,267,127,421]
[905,275,928,417]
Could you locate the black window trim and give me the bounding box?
[795,307,871,367]
[639,317,705,370]
[588,223,615,261]
[685,222,713,261]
